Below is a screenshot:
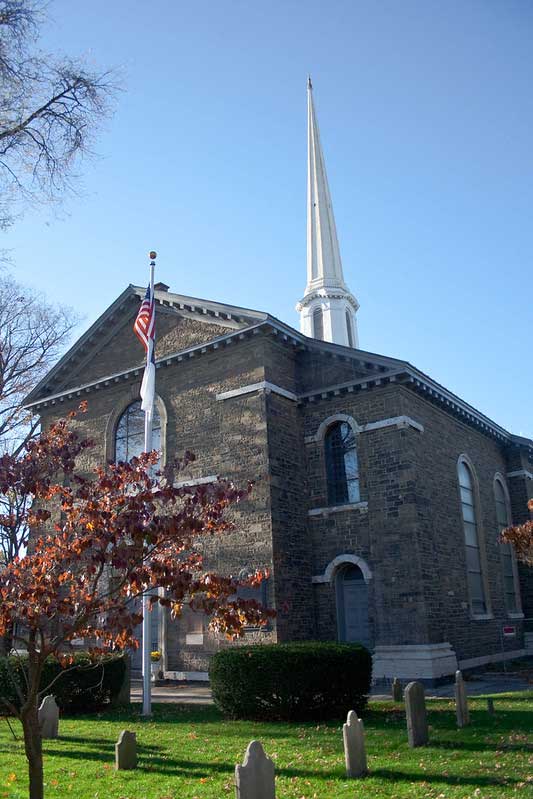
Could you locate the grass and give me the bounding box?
[1,693,532,798]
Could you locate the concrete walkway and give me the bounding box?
[131,673,532,705]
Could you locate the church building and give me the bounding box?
[24,80,533,684]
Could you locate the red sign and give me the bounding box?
[503,625,516,638]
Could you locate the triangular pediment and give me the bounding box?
[24,285,267,404]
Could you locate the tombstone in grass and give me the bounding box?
[343,710,367,778]
[454,670,470,728]
[38,695,59,739]
[392,677,403,702]
[235,740,275,799]
[404,681,429,747]
[115,730,137,770]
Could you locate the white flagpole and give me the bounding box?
[142,251,156,717]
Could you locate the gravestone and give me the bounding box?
[115,730,137,770]
[404,681,428,747]
[113,654,131,707]
[343,710,367,777]
[454,670,470,727]
[38,696,59,739]
[392,677,402,702]
[235,740,275,799]
[487,698,495,716]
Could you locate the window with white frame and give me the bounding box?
[494,478,519,614]
[325,421,360,505]
[313,306,324,340]
[458,459,487,615]
[345,309,354,347]
[115,400,161,462]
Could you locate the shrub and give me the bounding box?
[0,652,126,714]
[209,641,372,721]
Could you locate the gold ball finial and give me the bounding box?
[149,250,157,260]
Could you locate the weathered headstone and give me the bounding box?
[404,681,428,747]
[392,677,402,702]
[38,695,59,739]
[487,698,495,716]
[343,710,367,777]
[113,654,131,707]
[115,730,137,770]
[454,670,470,727]
[235,740,275,799]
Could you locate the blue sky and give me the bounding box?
[4,0,532,437]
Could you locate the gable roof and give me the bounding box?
[23,285,269,406]
[22,286,532,454]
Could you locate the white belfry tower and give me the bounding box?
[296,77,359,347]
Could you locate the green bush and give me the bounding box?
[0,652,126,714]
[209,641,372,721]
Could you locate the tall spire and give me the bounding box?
[306,75,345,292]
[297,78,359,348]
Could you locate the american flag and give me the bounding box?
[133,285,155,352]
[134,285,156,414]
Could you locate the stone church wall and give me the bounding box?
[399,388,526,667]
[303,385,430,648]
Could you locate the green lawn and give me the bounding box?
[1,693,532,798]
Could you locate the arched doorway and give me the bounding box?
[335,564,370,647]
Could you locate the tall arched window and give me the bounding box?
[345,309,354,348]
[115,400,161,462]
[313,306,324,340]
[494,478,519,614]
[325,421,360,505]
[458,459,487,615]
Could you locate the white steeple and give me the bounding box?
[296,77,359,348]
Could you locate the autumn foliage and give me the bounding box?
[501,498,533,567]
[0,402,272,799]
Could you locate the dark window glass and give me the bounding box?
[345,309,354,347]
[313,307,324,340]
[458,460,487,615]
[494,480,518,613]
[115,400,161,462]
[325,421,360,506]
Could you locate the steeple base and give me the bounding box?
[296,289,359,348]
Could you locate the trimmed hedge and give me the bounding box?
[209,641,372,721]
[0,652,126,714]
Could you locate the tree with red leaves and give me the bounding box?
[0,404,271,799]
[502,499,533,567]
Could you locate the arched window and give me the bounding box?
[458,460,487,615]
[345,309,354,348]
[325,421,360,505]
[115,400,161,462]
[494,479,519,614]
[313,306,324,340]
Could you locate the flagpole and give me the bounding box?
[142,250,156,717]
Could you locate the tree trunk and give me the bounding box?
[21,697,44,799]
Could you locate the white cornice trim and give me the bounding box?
[174,475,218,489]
[507,469,533,480]
[308,501,368,517]
[363,415,424,434]
[216,381,298,403]
[305,415,423,444]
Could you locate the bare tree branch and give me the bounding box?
[0,0,118,228]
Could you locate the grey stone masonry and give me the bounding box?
[405,681,429,747]
[343,710,367,777]
[235,740,275,799]
[455,670,470,728]
[38,695,59,739]
[115,730,137,770]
